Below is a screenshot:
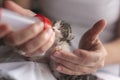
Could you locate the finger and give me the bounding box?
[20,28,53,55]
[4,0,36,16]
[29,31,55,56]
[40,32,55,52]
[85,60,104,69]
[51,55,78,71]
[51,56,97,73]
[83,19,107,41]
[56,65,83,75]
[0,24,11,38]
[52,50,80,64]
[5,22,44,46]
[74,49,102,66]
[79,19,107,50]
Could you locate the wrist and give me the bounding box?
[104,39,120,65]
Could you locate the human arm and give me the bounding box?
[104,39,120,65]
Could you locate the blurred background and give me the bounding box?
[0,0,41,13]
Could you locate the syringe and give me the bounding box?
[0,8,52,31]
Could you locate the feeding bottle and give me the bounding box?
[0,8,52,31]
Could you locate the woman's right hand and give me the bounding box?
[0,1,55,57]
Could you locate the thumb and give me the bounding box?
[83,19,107,41]
[79,19,107,50]
[4,0,35,16]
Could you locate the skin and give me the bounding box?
[1,0,120,76]
[0,1,55,57]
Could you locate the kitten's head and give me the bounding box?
[53,21,74,42]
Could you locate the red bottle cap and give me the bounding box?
[35,14,52,30]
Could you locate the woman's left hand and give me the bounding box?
[51,19,108,75]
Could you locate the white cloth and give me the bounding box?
[96,72,120,80]
[0,62,56,80]
[0,62,119,80]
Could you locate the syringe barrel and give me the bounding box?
[0,8,51,31]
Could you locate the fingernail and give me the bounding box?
[56,66,62,71]
[54,52,61,57]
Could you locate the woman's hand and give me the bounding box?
[51,19,107,75]
[0,1,55,57]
